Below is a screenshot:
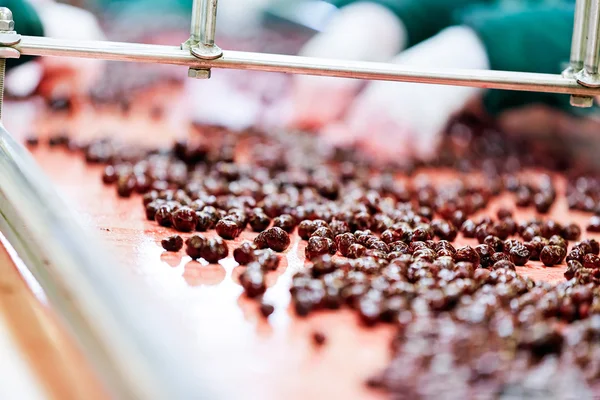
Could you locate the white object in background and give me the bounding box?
[0,314,46,400]
[324,26,490,161]
[5,62,43,98]
[288,2,406,129]
[37,2,105,92]
[184,71,263,130]
[218,0,271,33]
[6,1,105,97]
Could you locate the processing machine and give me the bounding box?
[1,0,600,398]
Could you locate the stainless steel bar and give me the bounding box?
[569,0,591,73]
[0,6,12,121]
[190,0,203,43]
[201,0,219,46]
[15,36,600,96]
[578,0,600,87]
[566,0,594,107]
[585,0,600,74]
[189,0,222,61]
[0,59,4,120]
[0,123,213,399]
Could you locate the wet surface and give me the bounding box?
[5,89,600,398]
[5,97,390,399]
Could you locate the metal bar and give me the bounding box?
[189,0,222,60]
[201,0,219,46]
[578,0,600,87]
[0,59,4,120]
[569,0,591,73]
[15,35,600,96]
[190,0,203,43]
[585,0,600,74]
[0,6,11,121]
[0,123,212,399]
[565,0,594,107]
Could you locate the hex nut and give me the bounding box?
[570,95,594,108]
[0,20,14,32]
[0,7,13,31]
[188,68,211,79]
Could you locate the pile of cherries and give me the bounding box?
[36,116,600,396]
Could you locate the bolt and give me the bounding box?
[0,61,4,120]
[188,68,211,79]
[570,95,595,108]
[0,7,14,121]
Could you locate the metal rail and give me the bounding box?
[15,35,600,96]
[0,123,212,399]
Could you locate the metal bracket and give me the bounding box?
[186,0,222,79]
[181,39,194,51]
[564,0,596,107]
[0,32,20,46]
[576,68,600,88]
[563,68,596,107]
[575,0,600,91]
[0,47,20,59]
[0,32,21,60]
[562,66,578,79]
[190,43,222,61]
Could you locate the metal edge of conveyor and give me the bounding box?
[0,123,214,399]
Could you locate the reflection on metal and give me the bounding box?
[0,6,21,120]
[565,0,594,106]
[14,36,600,96]
[0,124,211,399]
[189,0,222,63]
[578,0,600,88]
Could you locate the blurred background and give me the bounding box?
[7,0,328,131]
[6,0,600,166]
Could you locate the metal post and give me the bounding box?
[566,0,591,74]
[201,0,218,47]
[565,0,594,107]
[0,7,15,120]
[190,0,203,44]
[190,0,222,61]
[577,0,600,88]
[0,7,22,116]
[0,58,4,121]
[187,0,221,78]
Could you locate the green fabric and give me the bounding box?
[458,3,584,115]
[88,0,192,16]
[330,0,494,48]
[5,0,44,69]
